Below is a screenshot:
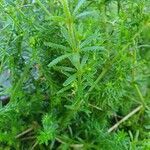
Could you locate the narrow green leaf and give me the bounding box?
[73,0,86,15]
[76,11,98,19]
[81,46,104,51]
[48,53,72,68]
[80,34,99,48]
[36,0,51,16]
[61,26,72,46]
[69,53,80,69]
[61,0,71,18]
[57,86,72,94]
[63,74,76,86]
[81,54,88,68]
[55,66,76,72]
[44,42,68,51]
[46,16,64,22]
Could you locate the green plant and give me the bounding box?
[0,0,150,149]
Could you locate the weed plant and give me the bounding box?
[0,0,150,149]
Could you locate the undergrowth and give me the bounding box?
[0,0,150,149]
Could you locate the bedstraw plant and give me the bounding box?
[0,0,150,149]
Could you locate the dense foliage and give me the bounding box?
[0,0,150,149]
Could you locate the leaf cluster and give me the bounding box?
[0,0,150,149]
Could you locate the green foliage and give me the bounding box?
[38,113,58,145]
[0,0,150,149]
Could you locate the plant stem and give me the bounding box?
[88,103,102,111]
[84,65,110,98]
[56,137,84,148]
[84,56,117,98]
[131,44,145,106]
[15,127,34,139]
[108,105,143,133]
[134,84,145,106]
[61,0,77,51]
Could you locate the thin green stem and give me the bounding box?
[85,66,109,98]
[61,0,77,51]
[61,0,71,19]
[134,84,145,106]
[131,44,145,106]
[85,56,117,98]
